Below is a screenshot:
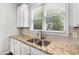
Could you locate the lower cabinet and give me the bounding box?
[14,39,21,55]
[31,47,48,55]
[21,43,31,55]
[10,37,49,55]
[10,38,15,54]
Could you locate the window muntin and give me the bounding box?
[31,3,67,33]
[44,3,65,16]
[46,15,64,31]
[32,6,43,19]
[33,19,42,30]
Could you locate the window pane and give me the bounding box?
[32,6,43,19]
[46,15,64,31]
[45,3,65,16]
[33,19,42,30]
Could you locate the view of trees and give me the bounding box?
[34,19,42,29]
[46,15,63,31]
[33,4,64,31]
[33,7,43,30]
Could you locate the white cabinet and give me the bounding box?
[10,38,49,55]
[10,38,21,55]
[10,38,15,54]
[14,39,21,55]
[17,4,29,27]
[72,4,79,27]
[21,43,31,55]
[31,47,48,55]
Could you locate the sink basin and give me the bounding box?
[27,38,51,46]
[27,38,40,43]
[36,40,51,46]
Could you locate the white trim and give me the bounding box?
[30,3,69,36]
[31,3,43,9]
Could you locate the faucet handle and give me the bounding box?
[37,31,40,36]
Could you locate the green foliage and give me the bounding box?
[34,8,43,19]
[34,19,42,30]
[47,9,64,16]
[33,7,64,31]
[53,15,63,31]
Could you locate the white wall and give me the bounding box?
[0,3,19,54]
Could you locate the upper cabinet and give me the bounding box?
[17,4,29,27]
[72,4,79,27]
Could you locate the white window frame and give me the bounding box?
[30,3,69,35]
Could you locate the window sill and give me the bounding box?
[30,29,69,36]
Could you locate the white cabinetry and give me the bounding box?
[10,38,49,55]
[10,38,21,55]
[21,43,31,55]
[31,47,48,55]
[10,38,15,54]
[14,39,21,55]
[17,4,29,27]
[72,4,79,27]
[10,38,31,55]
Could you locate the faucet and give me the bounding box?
[37,31,46,40]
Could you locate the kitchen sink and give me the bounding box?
[27,38,51,46]
[27,38,40,43]
[36,40,51,46]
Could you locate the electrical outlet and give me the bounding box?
[73,32,77,38]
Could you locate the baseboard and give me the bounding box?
[0,50,10,55]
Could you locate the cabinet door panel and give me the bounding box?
[24,5,29,27]
[14,40,21,55]
[17,6,21,27]
[31,47,48,55]
[21,43,30,55]
[10,38,15,54]
[20,6,24,27]
[17,4,29,27]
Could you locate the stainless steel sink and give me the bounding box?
[27,38,40,43]
[27,38,51,46]
[36,40,51,46]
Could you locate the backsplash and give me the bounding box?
[17,27,79,45]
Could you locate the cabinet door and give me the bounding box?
[17,5,24,27]
[31,47,48,55]
[21,43,31,55]
[17,4,29,27]
[23,4,29,27]
[10,38,15,54]
[20,5,24,27]
[72,4,79,27]
[14,40,21,55]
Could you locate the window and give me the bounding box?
[31,3,69,33]
[32,6,43,30]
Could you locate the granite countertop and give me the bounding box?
[10,35,79,55]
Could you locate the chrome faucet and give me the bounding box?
[37,31,45,40]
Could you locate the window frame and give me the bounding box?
[30,3,69,34]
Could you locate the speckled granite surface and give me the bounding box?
[10,34,79,55]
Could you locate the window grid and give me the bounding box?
[31,3,68,33]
